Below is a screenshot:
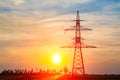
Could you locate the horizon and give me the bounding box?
[0,0,120,74]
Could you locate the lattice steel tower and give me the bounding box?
[72,10,85,75]
[62,10,96,75]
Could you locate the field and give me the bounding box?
[0,74,120,80]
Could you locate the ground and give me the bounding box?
[0,74,120,80]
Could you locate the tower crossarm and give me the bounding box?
[65,27,92,31]
[61,44,97,48]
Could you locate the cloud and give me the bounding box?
[0,39,43,47]
[7,0,94,13]
[39,0,93,7]
[11,0,24,5]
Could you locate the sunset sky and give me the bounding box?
[0,0,120,74]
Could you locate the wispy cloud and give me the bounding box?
[11,0,24,5]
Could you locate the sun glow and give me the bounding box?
[52,54,61,64]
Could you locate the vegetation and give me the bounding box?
[0,69,120,80]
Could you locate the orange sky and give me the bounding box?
[0,0,120,74]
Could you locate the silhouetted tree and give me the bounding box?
[52,69,56,74]
[63,66,68,75]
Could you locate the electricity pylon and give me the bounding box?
[62,10,97,76]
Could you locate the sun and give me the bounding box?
[52,54,61,64]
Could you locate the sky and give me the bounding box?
[0,0,120,74]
